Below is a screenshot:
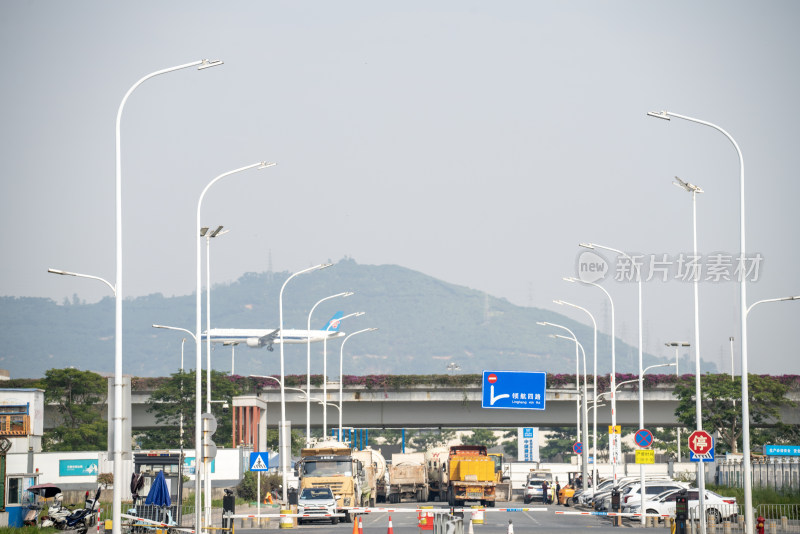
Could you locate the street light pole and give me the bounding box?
[648,109,747,533]
[665,342,690,461]
[672,175,708,517]
[729,337,735,379]
[338,328,378,438]
[202,225,228,520]
[539,322,589,489]
[306,292,353,446]
[196,162,272,531]
[114,57,223,534]
[322,311,364,437]
[278,263,332,501]
[580,242,646,523]
[564,276,617,486]
[554,299,598,486]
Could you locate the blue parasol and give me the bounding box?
[144,470,171,508]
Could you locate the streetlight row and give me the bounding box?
[546,110,798,534]
[46,58,383,534]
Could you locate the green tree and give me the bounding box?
[237,471,283,501]
[140,370,241,449]
[501,430,518,457]
[370,429,404,446]
[461,429,498,448]
[265,429,306,456]
[673,374,795,454]
[42,368,108,451]
[539,427,579,462]
[409,429,456,451]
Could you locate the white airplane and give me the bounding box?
[201,312,346,351]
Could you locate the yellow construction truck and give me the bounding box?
[427,445,497,507]
[297,441,363,523]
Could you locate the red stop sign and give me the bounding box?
[688,430,713,455]
[487,373,498,384]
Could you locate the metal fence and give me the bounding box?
[684,504,800,534]
[715,458,800,493]
[433,512,464,534]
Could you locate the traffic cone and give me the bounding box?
[358,515,364,534]
[468,518,475,534]
[507,519,515,534]
[352,515,359,534]
[387,515,394,534]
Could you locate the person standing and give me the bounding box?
[555,478,561,505]
[541,480,549,504]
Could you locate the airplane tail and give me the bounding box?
[322,311,345,332]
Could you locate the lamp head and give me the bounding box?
[553,299,563,305]
[209,226,225,237]
[647,110,670,120]
[48,268,71,276]
[579,243,595,250]
[536,321,548,327]
[257,161,277,170]
[673,176,704,194]
[562,277,576,283]
[198,59,224,70]
[200,227,209,237]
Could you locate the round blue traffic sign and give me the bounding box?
[573,442,583,455]
[635,428,653,448]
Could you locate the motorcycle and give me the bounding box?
[51,487,102,534]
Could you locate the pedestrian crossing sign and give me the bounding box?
[250,452,269,471]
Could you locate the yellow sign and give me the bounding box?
[608,425,621,434]
[635,449,655,464]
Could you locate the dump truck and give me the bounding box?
[387,452,428,503]
[297,441,363,522]
[426,445,496,507]
[352,447,386,508]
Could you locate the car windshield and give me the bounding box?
[300,488,333,500]
[302,458,352,476]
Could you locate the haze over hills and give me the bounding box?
[0,258,700,379]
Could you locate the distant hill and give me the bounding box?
[0,258,693,379]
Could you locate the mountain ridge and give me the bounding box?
[0,258,692,379]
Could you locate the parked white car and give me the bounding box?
[297,487,339,525]
[641,488,738,523]
[595,476,674,511]
[620,481,689,513]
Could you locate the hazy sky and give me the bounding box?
[2,2,799,375]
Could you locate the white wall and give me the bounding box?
[5,448,245,490]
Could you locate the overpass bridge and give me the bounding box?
[127,383,800,430]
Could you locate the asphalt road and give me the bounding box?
[250,501,639,533]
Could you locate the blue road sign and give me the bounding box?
[764,445,800,456]
[481,371,546,410]
[635,429,654,448]
[689,437,715,462]
[249,452,270,471]
[573,442,583,455]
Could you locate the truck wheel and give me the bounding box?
[416,488,424,502]
[447,488,455,507]
[331,517,339,525]
[344,512,352,523]
[485,500,495,508]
